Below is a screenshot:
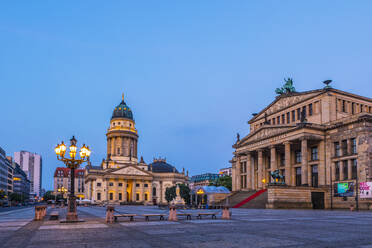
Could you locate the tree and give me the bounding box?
[43,191,55,201]
[9,193,23,202]
[165,184,191,204]
[0,190,6,200]
[209,175,232,191]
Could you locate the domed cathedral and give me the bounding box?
[106,93,139,166]
[85,94,188,205]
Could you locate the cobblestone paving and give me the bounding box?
[0,206,371,248]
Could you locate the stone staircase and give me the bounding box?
[219,190,268,208]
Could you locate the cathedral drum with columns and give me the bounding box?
[85,95,188,205]
[232,81,372,210]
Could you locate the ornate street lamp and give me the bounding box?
[55,136,91,221]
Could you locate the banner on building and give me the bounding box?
[360,182,372,198]
[334,182,354,197]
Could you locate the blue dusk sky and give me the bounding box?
[1,1,372,190]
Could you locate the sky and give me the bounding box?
[1,1,372,190]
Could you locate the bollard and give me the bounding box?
[222,206,230,220]
[169,206,178,221]
[34,206,43,221]
[106,206,115,223]
[42,206,47,218]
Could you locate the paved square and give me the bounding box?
[0,206,371,248]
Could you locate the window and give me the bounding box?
[341,140,348,156]
[144,184,148,187]
[296,167,302,186]
[302,106,307,117]
[292,110,295,122]
[286,112,290,124]
[282,114,285,124]
[297,108,301,120]
[351,138,357,154]
[118,183,123,187]
[277,116,280,124]
[311,147,318,161]
[97,192,101,201]
[119,193,122,201]
[342,100,346,112]
[145,194,148,201]
[272,118,275,125]
[109,182,114,186]
[335,162,340,181]
[352,102,355,114]
[152,187,157,196]
[136,193,139,201]
[309,103,313,116]
[352,159,357,179]
[343,160,348,180]
[334,142,340,157]
[109,192,113,200]
[311,165,318,187]
[360,104,363,112]
[295,151,302,163]
[136,184,140,187]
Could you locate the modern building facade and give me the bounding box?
[85,95,188,205]
[12,161,30,200]
[232,82,372,209]
[54,167,85,199]
[0,147,12,194]
[219,167,232,176]
[189,173,220,189]
[14,151,42,197]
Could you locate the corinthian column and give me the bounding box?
[270,146,277,183]
[257,149,263,189]
[301,138,308,186]
[284,142,292,185]
[246,153,252,190]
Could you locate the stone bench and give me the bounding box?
[34,205,47,221]
[114,214,137,222]
[50,211,59,220]
[197,213,217,219]
[177,213,192,220]
[142,214,165,221]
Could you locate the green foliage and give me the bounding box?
[42,190,62,201]
[165,184,191,204]
[0,190,6,200]
[165,186,176,203]
[209,175,232,191]
[9,193,23,202]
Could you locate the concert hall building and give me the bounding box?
[231,82,372,209]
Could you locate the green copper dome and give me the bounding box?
[111,95,134,120]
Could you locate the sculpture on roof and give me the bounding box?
[275,78,296,95]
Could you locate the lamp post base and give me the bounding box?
[66,212,78,222]
[67,195,78,222]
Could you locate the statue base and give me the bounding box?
[171,196,185,206]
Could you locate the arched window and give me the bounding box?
[152,187,156,196]
[117,147,120,155]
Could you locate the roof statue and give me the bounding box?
[275,78,296,95]
[264,112,270,125]
[236,133,240,142]
[323,80,332,89]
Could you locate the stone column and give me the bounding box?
[251,155,255,189]
[149,182,153,204]
[132,180,137,202]
[111,138,115,156]
[246,153,252,190]
[140,180,144,202]
[123,179,127,202]
[347,139,351,156]
[107,138,111,158]
[284,142,292,185]
[236,156,241,190]
[301,138,308,186]
[318,140,326,185]
[270,146,277,183]
[331,162,336,181]
[257,149,263,189]
[114,179,119,201]
[160,182,163,204]
[340,161,345,181]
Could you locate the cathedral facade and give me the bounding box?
[85,95,188,205]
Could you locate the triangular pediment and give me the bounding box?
[239,126,295,146]
[250,90,323,123]
[110,165,151,176]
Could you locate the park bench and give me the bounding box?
[114,214,137,222]
[142,214,165,221]
[177,213,192,220]
[49,211,59,220]
[197,213,217,219]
